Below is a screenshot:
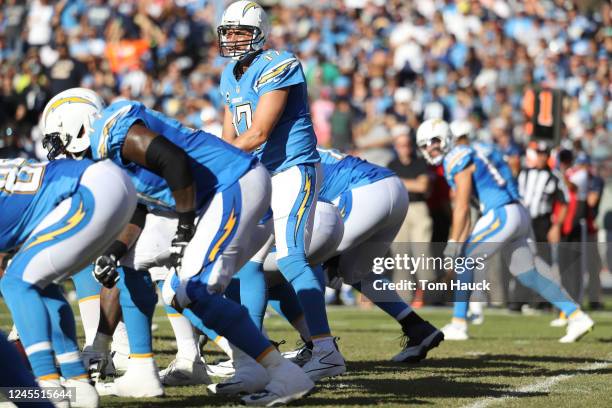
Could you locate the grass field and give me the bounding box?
[1,302,611,407]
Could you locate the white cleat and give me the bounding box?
[207,352,269,395]
[301,338,346,382]
[550,313,568,327]
[62,378,100,408]
[38,379,70,408]
[441,320,469,341]
[559,311,594,343]
[206,358,236,378]
[96,357,164,397]
[159,357,211,386]
[468,302,485,325]
[81,347,115,380]
[241,359,315,406]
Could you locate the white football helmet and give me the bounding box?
[41,88,105,160]
[450,120,475,141]
[217,1,270,60]
[416,119,452,165]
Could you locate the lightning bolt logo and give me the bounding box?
[23,201,86,251]
[294,174,312,242]
[208,208,237,262]
[243,2,259,17]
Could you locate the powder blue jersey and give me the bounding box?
[473,141,520,200]
[219,49,319,173]
[318,147,394,201]
[89,100,256,211]
[0,158,92,251]
[443,145,515,213]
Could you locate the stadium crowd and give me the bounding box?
[0,0,610,308]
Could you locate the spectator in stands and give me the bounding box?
[388,125,433,305]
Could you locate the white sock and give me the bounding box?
[78,295,100,347]
[112,321,130,356]
[167,313,199,361]
[214,336,233,359]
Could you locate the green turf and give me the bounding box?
[1,302,611,407]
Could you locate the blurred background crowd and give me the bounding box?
[0,0,610,309]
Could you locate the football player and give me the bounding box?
[218,0,345,380]
[0,156,137,408]
[41,87,315,406]
[416,119,594,342]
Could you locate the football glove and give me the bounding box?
[170,211,196,270]
[93,254,119,288]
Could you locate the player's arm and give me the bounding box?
[449,164,474,243]
[231,88,289,152]
[222,105,237,142]
[122,123,196,215]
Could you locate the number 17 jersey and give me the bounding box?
[443,145,515,213]
[219,49,320,174]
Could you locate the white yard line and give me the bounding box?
[462,356,612,408]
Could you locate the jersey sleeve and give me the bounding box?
[443,147,473,188]
[95,102,144,165]
[253,52,304,96]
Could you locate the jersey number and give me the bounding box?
[0,159,45,194]
[475,152,505,187]
[233,103,253,134]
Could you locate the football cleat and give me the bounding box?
[241,358,314,406]
[281,342,313,367]
[301,338,346,382]
[62,377,100,408]
[159,357,211,386]
[550,312,568,327]
[206,358,236,378]
[207,350,269,395]
[440,320,469,341]
[559,311,594,343]
[468,302,485,325]
[96,357,164,397]
[38,379,70,408]
[392,322,444,363]
[81,347,115,380]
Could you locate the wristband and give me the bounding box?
[178,210,196,226]
[104,241,128,260]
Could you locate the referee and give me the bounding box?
[518,141,568,257]
[512,141,568,310]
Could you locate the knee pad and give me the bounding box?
[117,267,157,314]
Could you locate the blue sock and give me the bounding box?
[352,273,411,319]
[0,332,55,407]
[41,285,86,379]
[268,278,304,324]
[1,275,57,379]
[235,261,267,330]
[452,267,474,320]
[187,283,271,360]
[117,267,157,356]
[156,280,220,342]
[516,268,578,316]
[72,265,101,301]
[277,255,330,338]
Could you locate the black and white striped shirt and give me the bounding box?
[518,167,568,218]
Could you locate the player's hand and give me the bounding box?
[443,239,463,259]
[93,254,119,288]
[170,212,196,269]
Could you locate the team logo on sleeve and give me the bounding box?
[253,58,299,91]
